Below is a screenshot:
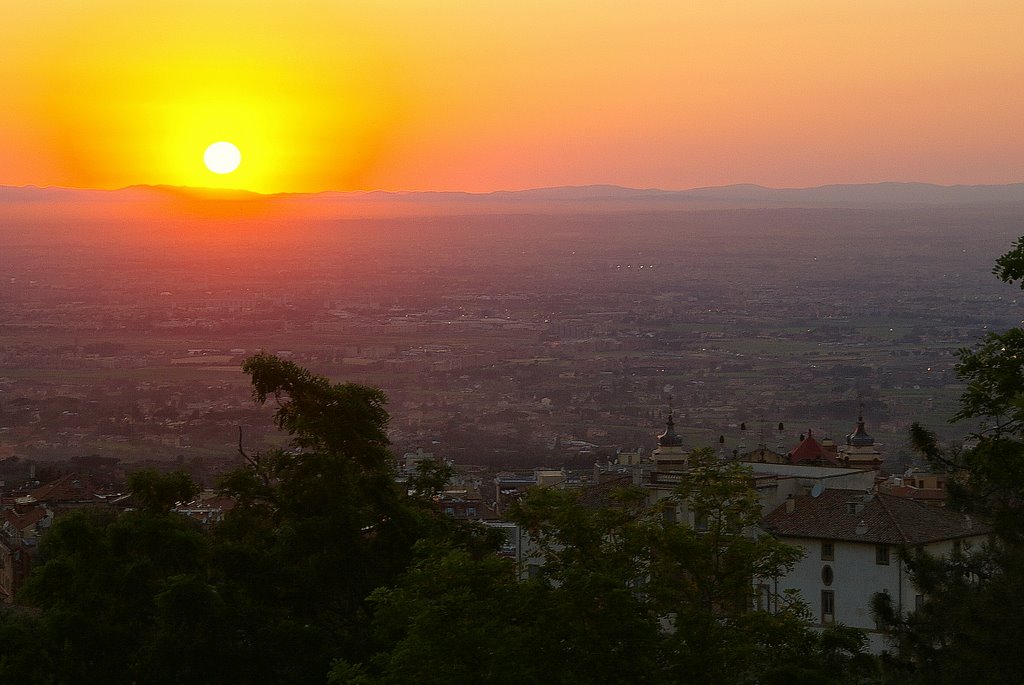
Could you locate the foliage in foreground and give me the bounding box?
[333,450,876,685]
[873,236,1024,683]
[3,354,875,684]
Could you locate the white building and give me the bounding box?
[760,488,990,653]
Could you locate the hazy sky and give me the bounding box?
[1,0,1021,193]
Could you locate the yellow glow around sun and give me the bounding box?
[204,141,241,174]
[3,1,1024,193]
[9,4,407,194]
[132,61,396,193]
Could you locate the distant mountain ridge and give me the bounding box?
[298,181,1024,205]
[677,181,1024,205]
[2,181,1022,216]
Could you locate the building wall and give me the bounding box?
[0,538,15,601]
[776,535,986,653]
[0,537,32,603]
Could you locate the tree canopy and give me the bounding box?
[336,449,875,685]
[3,353,489,683]
[6,353,876,683]
[874,236,1024,682]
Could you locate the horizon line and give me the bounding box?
[3,179,1024,199]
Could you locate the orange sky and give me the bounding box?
[1,0,1021,194]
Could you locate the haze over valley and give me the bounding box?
[3,184,1021,480]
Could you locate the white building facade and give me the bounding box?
[761,488,989,653]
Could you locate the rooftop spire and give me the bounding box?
[658,397,684,448]
[847,403,874,446]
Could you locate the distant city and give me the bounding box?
[2,184,1023,675]
[2,185,1022,483]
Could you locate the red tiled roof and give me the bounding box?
[29,472,105,502]
[2,505,47,531]
[761,488,988,545]
[788,430,841,466]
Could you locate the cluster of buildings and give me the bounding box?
[0,406,983,656]
[672,412,978,653]
[454,409,984,654]
[0,461,230,601]
[0,470,116,601]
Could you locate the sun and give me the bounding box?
[203,141,242,174]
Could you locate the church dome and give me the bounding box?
[658,412,684,447]
[847,412,874,447]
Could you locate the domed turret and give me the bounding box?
[652,403,688,470]
[847,410,874,447]
[658,412,684,448]
[839,407,883,470]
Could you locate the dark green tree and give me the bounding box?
[11,354,878,684]
[0,607,54,684]
[13,354,483,684]
[128,469,200,514]
[332,484,661,685]
[874,237,1024,682]
[652,449,803,616]
[336,543,545,685]
[509,485,664,684]
[648,450,871,684]
[18,503,214,684]
[872,543,1024,684]
[341,448,874,685]
[210,352,489,682]
[936,236,1024,531]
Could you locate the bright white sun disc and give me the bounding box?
[204,141,241,174]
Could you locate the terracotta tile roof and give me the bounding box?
[761,488,988,545]
[2,505,47,530]
[29,472,105,503]
[788,430,842,466]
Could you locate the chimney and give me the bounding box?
[785,495,795,513]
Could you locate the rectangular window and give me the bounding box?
[756,583,771,611]
[821,590,835,623]
[663,506,677,524]
[821,541,834,561]
[915,594,925,611]
[694,512,708,531]
[876,544,890,565]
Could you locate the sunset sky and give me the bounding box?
[1,0,1021,194]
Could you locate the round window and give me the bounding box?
[822,565,834,586]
